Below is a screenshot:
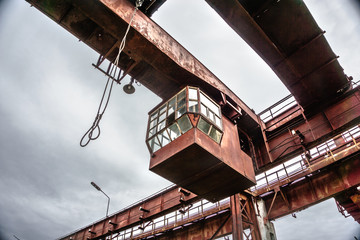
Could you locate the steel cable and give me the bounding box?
[80,2,142,147]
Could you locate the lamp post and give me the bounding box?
[91,181,110,217]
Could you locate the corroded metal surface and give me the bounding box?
[263,156,360,220]
[24,1,360,238]
[25,0,359,171]
[205,0,350,110]
[231,194,243,240]
[254,132,360,195]
[25,0,259,134]
[58,151,360,239]
[150,117,255,202]
[336,191,360,224]
[58,185,199,240]
[255,87,360,170]
[151,211,233,240]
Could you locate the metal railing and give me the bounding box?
[258,94,297,122]
[110,198,230,239]
[57,184,179,240]
[251,125,360,193]
[107,125,360,239]
[60,122,360,240]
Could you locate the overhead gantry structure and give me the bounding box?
[24,0,360,239]
[206,0,350,110]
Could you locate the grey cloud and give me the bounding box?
[0,0,359,239]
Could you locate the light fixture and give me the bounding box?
[108,220,117,226]
[91,181,110,217]
[178,187,190,196]
[123,78,135,94]
[91,181,101,191]
[139,206,150,213]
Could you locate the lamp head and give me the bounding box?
[123,83,135,94]
[91,181,101,191]
[123,78,136,94]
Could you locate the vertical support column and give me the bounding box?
[231,194,244,240]
[246,197,262,240]
[254,198,277,240]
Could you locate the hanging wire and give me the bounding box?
[80,1,143,147]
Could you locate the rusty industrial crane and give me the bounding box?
[24,0,359,239]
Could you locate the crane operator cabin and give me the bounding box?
[146,86,256,202]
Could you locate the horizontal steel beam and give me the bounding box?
[254,134,360,195]
[97,0,260,127]
[26,0,259,130]
[132,202,232,240]
[58,186,199,240]
[58,146,360,239]
[111,193,260,240]
[205,0,348,110]
[26,0,359,171]
[25,2,360,239]
[256,87,360,169]
[263,156,360,220]
[147,210,233,240]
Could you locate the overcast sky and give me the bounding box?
[0,0,359,239]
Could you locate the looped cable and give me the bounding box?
[80,78,113,147]
[80,2,142,147]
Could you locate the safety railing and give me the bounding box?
[57,184,182,240]
[258,94,297,122]
[250,125,360,193]
[110,198,230,240]
[108,126,360,239]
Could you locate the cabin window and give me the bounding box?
[197,117,222,143]
[188,87,199,113]
[146,87,223,153]
[199,91,222,130]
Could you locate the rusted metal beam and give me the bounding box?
[58,149,360,239]
[132,199,231,240]
[205,0,348,110]
[256,87,360,170]
[150,211,233,240]
[209,214,231,240]
[240,195,262,240]
[231,194,244,240]
[60,197,259,240]
[26,0,359,172]
[59,191,264,240]
[26,0,259,134]
[205,0,284,68]
[335,189,360,224]
[25,2,360,239]
[262,156,360,220]
[58,186,199,240]
[137,194,261,240]
[96,0,259,124]
[254,134,360,195]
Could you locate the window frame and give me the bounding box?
[199,90,222,130]
[146,86,224,153]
